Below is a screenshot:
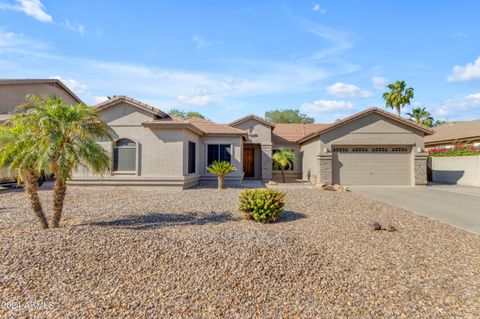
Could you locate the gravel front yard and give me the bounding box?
[0,185,479,318]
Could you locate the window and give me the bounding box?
[113,138,136,172]
[392,147,408,152]
[333,147,349,153]
[207,144,231,166]
[352,147,368,152]
[188,141,196,174]
[272,149,294,170]
[372,147,388,152]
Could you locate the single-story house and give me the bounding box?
[425,120,480,149]
[71,96,433,188]
[0,79,434,188]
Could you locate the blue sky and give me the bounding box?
[1,0,480,123]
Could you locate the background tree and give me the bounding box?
[18,96,113,228]
[206,161,236,190]
[0,119,49,229]
[272,149,295,183]
[382,81,414,116]
[265,109,314,124]
[406,107,434,127]
[169,108,206,119]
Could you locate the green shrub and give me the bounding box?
[238,189,286,223]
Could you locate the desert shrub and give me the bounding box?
[238,189,286,223]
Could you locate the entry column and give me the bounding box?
[261,143,272,182]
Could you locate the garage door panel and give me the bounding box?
[332,146,412,185]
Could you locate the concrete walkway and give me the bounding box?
[350,184,480,234]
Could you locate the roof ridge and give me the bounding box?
[0,78,84,104]
[95,95,168,118]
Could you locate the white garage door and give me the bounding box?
[332,146,412,185]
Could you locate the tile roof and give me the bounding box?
[229,114,275,127]
[425,120,480,145]
[0,78,84,104]
[95,96,169,117]
[272,123,330,143]
[187,117,247,135]
[298,107,434,143]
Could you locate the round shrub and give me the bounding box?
[238,189,286,223]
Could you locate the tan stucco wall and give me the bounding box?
[430,155,480,186]
[299,136,321,183]
[231,119,272,145]
[319,114,425,150]
[72,102,201,187]
[0,83,80,113]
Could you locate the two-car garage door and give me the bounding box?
[332,146,412,185]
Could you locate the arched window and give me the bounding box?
[113,139,136,172]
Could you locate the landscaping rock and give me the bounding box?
[0,185,478,318]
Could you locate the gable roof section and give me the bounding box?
[187,117,247,135]
[142,117,205,135]
[298,107,434,143]
[229,114,275,128]
[272,123,331,143]
[95,95,169,118]
[425,120,480,146]
[0,78,84,104]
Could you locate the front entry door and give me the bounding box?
[243,148,255,178]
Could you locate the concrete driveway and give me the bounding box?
[350,184,480,234]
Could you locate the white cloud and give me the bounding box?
[51,75,89,95]
[302,23,355,61]
[177,94,215,106]
[93,96,108,104]
[432,93,480,120]
[312,3,326,13]
[448,57,480,82]
[192,34,208,49]
[372,76,387,89]
[300,99,353,113]
[0,0,52,22]
[326,82,372,99]
[60,19,85,35]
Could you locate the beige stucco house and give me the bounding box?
[0,79,434,188]
[70,96,433,188]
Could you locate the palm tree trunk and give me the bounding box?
[51,177,67,228]
[281,168,285,183]
[23,169,49,229]
[397,107,401,116]
[218,176,224,190]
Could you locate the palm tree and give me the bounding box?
[382,81,414,116]
[17,95,113,228]
[406,107,434,127]
[206,161,236,190]
[272,149,295,183]
[0,118,49,229]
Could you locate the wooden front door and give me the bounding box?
[243,148,255,178]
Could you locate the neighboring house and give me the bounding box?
[0,79,84,184]
[425,120,480,148]
[71,96,433,188]
[0,79,83,116]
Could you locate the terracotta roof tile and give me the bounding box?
[187,117,247,135]
[95,95,168,117]
[272,123,330,143]
[298,107,434,143]
[425,120,480,145]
